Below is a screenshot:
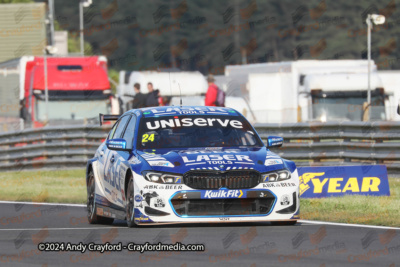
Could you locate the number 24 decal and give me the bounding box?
[142,133,155,142]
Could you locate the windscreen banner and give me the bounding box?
[298,165,390,198]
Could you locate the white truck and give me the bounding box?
[225,60,395,123]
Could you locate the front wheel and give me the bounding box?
[87,170,114,225]
[126,176,136,228]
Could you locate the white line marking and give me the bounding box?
[185,162,206,166]
[2,202,399,230]
[0,200,85,207]
[298,220,400,230]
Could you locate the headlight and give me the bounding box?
[142,171,182,184]
[261,169,291,182]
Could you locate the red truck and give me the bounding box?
[0,56,117,130]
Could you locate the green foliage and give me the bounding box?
[67,36,93,55]
[0,0,33,3]
[46,0,400,72]
[108,68,119,94]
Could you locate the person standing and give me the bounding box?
[146,82,160,107]
[129,83,147,109]
[205,74,221,106]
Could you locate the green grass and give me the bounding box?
[300,178,400,227]
[0,169,86,204]
[0,169,399,226]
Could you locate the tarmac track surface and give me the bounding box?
[0,201,399,267]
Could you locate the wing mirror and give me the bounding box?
[266,136,283,148]
[106,138,131,151]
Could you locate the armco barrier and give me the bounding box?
[1,122,400,172]
[255,121,400,172]
[0,125,111,171]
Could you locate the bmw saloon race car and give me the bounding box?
[86,106,300,227]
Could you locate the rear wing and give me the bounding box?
[99,113,120,126]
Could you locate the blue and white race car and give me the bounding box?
[86,106,300,227]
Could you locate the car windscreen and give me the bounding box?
[137,115,263,149]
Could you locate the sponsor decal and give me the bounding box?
[143,185,159,190]
[263,182,296,188]
[204,147,223,150]
[280,194,290,206]
[134,194,143,202]
[298,165,390,198]
[96,207,104,216]
[164,185,183,190]
[265,158,283,166]
[134,208,153,223]
[153,197,165,207]
[142,106,230,116]
[267,137,283,147]
[146,117,243,130]
[182,154,253,165]
[148,160,175,167]
[129,156,141,164]
[143,184,183,190]
[136,190,166,211]
[202,189,244,199]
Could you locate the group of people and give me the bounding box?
[127,82,170,109]
[128,74,225,110]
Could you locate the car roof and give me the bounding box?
[128,106,240,118]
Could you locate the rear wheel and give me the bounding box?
[87,170,114,225]
[126,175,136,228]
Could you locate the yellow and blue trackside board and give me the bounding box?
[298,165,390,198]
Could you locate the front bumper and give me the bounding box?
[132,170,300,224]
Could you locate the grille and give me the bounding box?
[171,197,275,216]
[183,170,260,189]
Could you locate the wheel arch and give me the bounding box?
[124,168,133,198]
[86,159,97,185]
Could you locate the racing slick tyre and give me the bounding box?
[87,170,114,225]
[126,175,136,228]
[271,220,297,226]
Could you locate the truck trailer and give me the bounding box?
[225,60,394,123]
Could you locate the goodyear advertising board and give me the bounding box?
[298,165,390,198]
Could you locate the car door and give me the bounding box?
[116,115,137,202]
[97,120,120,182]
[104,115,131,205]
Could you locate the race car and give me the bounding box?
[86,106,300,227]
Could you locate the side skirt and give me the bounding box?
[95,203,126,220]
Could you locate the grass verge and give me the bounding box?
[300,178,400,227]
[0,169,86,204]
[0,169,398,226]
